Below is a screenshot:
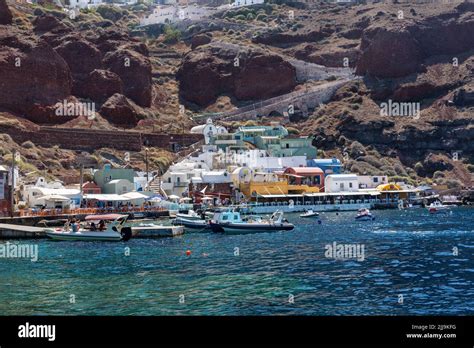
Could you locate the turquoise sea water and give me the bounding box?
[0,207,473,315]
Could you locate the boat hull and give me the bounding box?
[355,215,374,221]
[46,230,122,241]
[210,222,294,234]
[300,213,319,218]
[174,218,209,230]
[132,225,184,238]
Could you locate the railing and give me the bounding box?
[16,206,167,218]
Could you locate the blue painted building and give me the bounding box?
[307,158,342,176]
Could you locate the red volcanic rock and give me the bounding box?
[177,43,297,106]
[294,44,360,68]
[55,38,102,75]
[0,0,13,25]
[191,34,211,49]
[356,27,424,78]
[73,69,124,103]
[234,54,296,100]
[0,27,72,115]
[103,48,152,107]
[99,93,139,126]
[252,28,333,46]
[33,14,71,34]
[392,82,440,102]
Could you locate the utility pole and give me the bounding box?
[10,150,16,218]
[79,164,84,208]
[145,148,149,186]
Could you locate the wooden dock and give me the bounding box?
[0,224,47,239]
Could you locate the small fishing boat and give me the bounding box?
[132,223,184,238]
[209,209,294,234]
[173,217,209,230]
[300,209,319,218]
[175,210,202,221]
[355,208,374,221]
[45,214,132,242]
[428,201,450,213]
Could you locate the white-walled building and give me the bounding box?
[358,175,388,189]
[231,0,264,8]
[325,174,359,193]
[140,4,214,25]
[191,119,228,145]
[68,0,104,9]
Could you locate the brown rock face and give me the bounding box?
[177,43,297,106]
[0,27,72,116]
[356,27,423,78]
[356,6,474,79]
[55,38,102,76]
[99,93,139,126]
[103,48,152,107]
[252,28,333,46]
[73,69,123,104]
[0,0,12,25]
[33,14,71,34]
[191,34,211,49]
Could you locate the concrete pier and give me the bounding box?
[0,224,47,239]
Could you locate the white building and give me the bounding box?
[24,186,82,208]
[325,174,359,193]
[191,119,228,145]
[22,177,82,208]
[68,0,104,10]
[231,0,264,8]
[358,175,388,189]
[140,4,213,25]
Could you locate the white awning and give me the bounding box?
[84,194,130,202]
[121,192,148,200]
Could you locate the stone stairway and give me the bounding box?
[147,176,167,199]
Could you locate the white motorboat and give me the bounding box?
[132,223,184,238]
[355,208,375,221]
[173,217,210,230]
[175,210,202,221]
[45,214,132,242]
[300,209,319,218]
[210,209,294,234]
[428,201,450,213]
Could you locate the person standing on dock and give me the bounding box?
[71,219,79,233]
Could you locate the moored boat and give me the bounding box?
[428,201,450,213]
[132,223,184,238]
[300,209,319,218]
[45,214,132,242]
[175,209,202,221]
[209,209,294,234]
[173,217,209,230]
[355,208,375,221]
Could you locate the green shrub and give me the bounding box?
[163,25,181,43]
[235,14,246,21]
[96,5,124,21]
[360,155,382,168]
[349,141,365,158]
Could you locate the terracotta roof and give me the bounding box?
[285,167,324,174]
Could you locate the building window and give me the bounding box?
[349,182,353,188]
[373,177,379,183]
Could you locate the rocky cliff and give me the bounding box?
[177,43,297,106]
